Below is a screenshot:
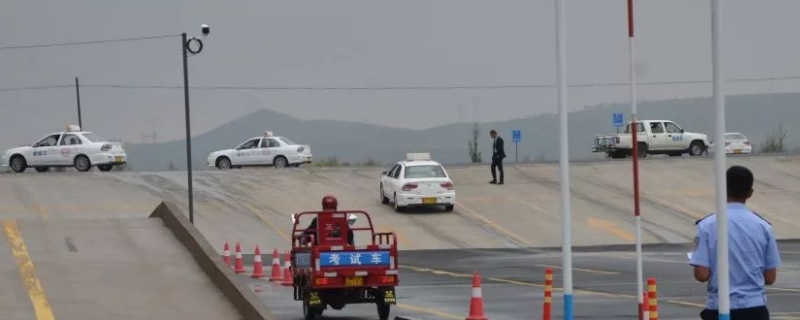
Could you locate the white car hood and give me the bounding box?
[4,146,30,156]
[209,149,235,157]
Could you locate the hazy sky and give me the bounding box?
[2,0,800,150]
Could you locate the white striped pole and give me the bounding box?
[627,1,645,320]
[711,0,729,319]
[554,0,573,318]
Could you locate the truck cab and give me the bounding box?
[593,120,710,159]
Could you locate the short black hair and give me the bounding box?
[490,129,497,135]
[727,165,754,199]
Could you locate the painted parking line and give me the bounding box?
[3,220,56,320]
[586,217,635,242]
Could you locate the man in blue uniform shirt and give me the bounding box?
[689,165,781,320]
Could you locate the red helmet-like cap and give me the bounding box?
[322,195,338,211]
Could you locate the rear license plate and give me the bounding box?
[114,156,123,162]
[422,197,437,204]
[733,149,742,154]
[345,276,364,286]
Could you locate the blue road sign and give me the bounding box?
[613,113,624,127]
[512,130,521,143]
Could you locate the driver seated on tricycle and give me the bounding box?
[302,195,356,245]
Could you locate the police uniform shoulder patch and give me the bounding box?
[695,213,713,225]
[751,211,772,225]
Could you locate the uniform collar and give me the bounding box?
[727,202,747,210]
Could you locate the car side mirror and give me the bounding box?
[291,213,297,225]
[680,129,684,133]
[382,170,387,175]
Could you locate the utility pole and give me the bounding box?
[75,77,82,129]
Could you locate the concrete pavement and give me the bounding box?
[231,241,800,319]
[4,154,796,253]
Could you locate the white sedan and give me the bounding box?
[379,153,455,212]
[1,125,127,173]
[207,132,312,169]
[708,132,752,155]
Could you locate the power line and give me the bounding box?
[1,75,799,93]
[0,34,180,51]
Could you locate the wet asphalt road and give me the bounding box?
[233,240,800,320]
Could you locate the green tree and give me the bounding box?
[468,122,482,163]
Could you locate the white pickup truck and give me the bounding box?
[593,120,710,159]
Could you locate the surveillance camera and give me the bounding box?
[201,24,210,37]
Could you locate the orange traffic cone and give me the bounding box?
[251,245,265,278]
[233,242,246,274]
[465,272,488,320]
[269,248,282,281]
[222,241,231,267]
[280,251,293,286]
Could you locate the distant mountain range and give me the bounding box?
[124,92,800,172]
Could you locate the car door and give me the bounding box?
[390,164,404,195]
[664,122,686,149]
[56,133,82,165]
[262,138,282,164]
[234,138,260,165]
[30,133,62,166]
[648,122,669,150]
[382,164,399,196]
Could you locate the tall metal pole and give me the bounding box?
[182,32,195,224]
[627,1,644,319]
[555,0,573,318]
[75,77,82,129]
[711,0,729,319]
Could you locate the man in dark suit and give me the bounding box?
[489,129,505,184]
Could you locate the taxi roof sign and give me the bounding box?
[263,131,273,137]
[405,152,431,161]
[65,124,81,132]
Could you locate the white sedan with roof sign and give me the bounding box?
[207,131,312,169]
[1,125,127,173]
[379,153,455,212]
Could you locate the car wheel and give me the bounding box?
[274,156,289,168]
[9,155,26,173]
[98,164,113,172]
[74,155,92,172]
[689,141,705,156]
[35,167,50,173]
[216,157,232,170]
[393,194,403,213]
[637,143,648,158]
[380,185,389,204]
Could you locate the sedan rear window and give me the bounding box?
[404,165,447,179]
[726,134,746,140]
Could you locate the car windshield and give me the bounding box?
[404,165,447,179]
[278,137,295,145]
[81,132,106,143]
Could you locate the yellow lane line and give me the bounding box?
[396,303,463,320]
[3,220,56,320]
[535,264,620,275]
[643,195,703,219]
[587,217,635,243]
[454,202,533,247]
[665,300,705,308]
[244,203,290,242]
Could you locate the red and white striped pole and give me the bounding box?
[628,1,645,320]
